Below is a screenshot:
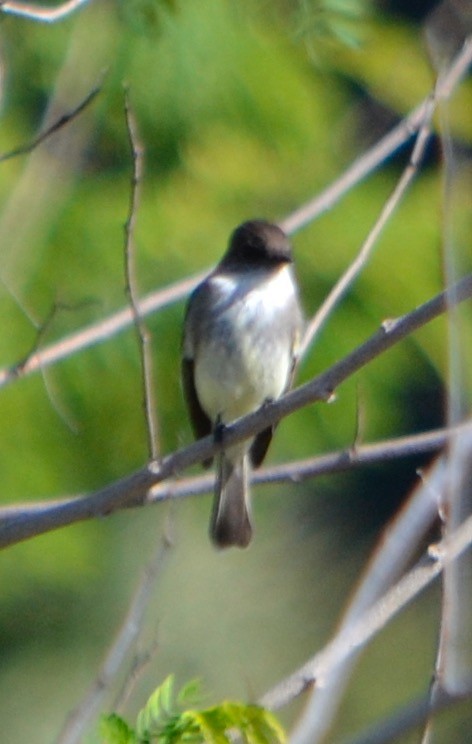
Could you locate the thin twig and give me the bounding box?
[112,633,160,713]
[10,298,97,429]
[0,276,471,549]
[0,0,91,22]
[0,273,202,390]
[56,532,172,744]
[0,78,103,163]
[299,92,435,357]
[279,36,472,236]
[421,37,472,744]
[123,91,160,461]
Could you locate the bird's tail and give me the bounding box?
[210,451,252,548]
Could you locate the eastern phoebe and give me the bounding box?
[182,220,303,548]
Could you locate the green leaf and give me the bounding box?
[136,675,176,740]
[182,710,228,743]
[247,706,287,744]
[176,678,202,708]
[111,677,285,744]
[181,702,286,744]
[100,713,137,744]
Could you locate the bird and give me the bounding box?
[182,219,303,548]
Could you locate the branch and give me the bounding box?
[1,37,470,390]
[0,273,203,390]
[0,423,459,544]
[146,423,462,502]
[56,532,172,744]
[0,275,471,549]
[342,682,472,744]
[123,91,160,460]
[0,0,91,22]
[262,475,472,726]
[299,89,435,357]
[286,419,472,743]
[279,35,472,235]
[0,78,103,163]
[260,460,446,714]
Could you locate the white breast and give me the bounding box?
[194,266,298,424]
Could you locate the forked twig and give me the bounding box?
[0,422,462,542]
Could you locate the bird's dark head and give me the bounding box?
[221,220,293,270]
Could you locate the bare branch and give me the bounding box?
[0,422,459,545]
[123,91,160,460]
[299,91,435,357]
[0,0,91,22]
[0,78,103,163]
[420,36,472,744]
[148,423,463,502]
[286,416,472,742]
[279,35,472,236]
[1,37,470,391]
[342,681,472,744]
[0,276,471,549]
[0,273,203,390]
[56,531,172,744]
[260,460,445,714]
[262,473,472,733]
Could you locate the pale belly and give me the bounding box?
[194,304,293,424]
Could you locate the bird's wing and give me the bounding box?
[181,357,212,442]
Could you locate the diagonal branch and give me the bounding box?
[280,35,472,236]
[0,274,471,549]
[260,461,472,720]
[56,532,172,744]
[0,0,91,22]
[260,505,472,718]
[0,78,103,163]
[342,683,472,744]
[1,37,470,392]
[0,273,203,390]
[299,90,435,357]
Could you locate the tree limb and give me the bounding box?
[0,274,471,549]
[0,0,91,22]
[1,37,470,391]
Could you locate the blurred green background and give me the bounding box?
[0,0,471,742]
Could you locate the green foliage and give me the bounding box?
[100,713,136,744]
[100,676,286,744]
[293,0,370,57]
[117,0,177,37]
[1,2,471,742]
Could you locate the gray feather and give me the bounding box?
[210,454,252,548]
